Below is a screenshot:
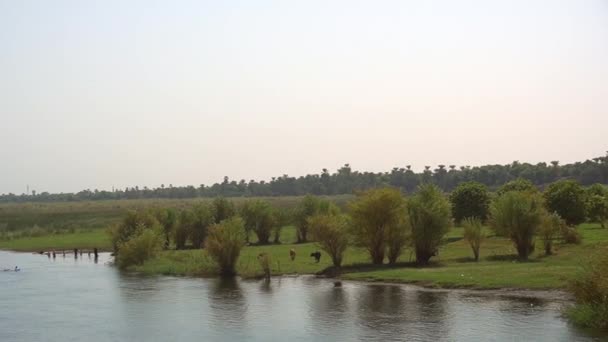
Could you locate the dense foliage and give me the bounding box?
[568,249,608,331]
[293,195,338,243]
[349,188,408,264]
[240,199,276,244]
[490,191,545,260]
[408,184,452,265]
[543,180,587,226]
[449,182,490,224]
[308,213,349,267]
[204,217,247,276]
[4,154,607,202]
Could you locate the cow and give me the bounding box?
[310,251,321,263]
[289,249,296,261]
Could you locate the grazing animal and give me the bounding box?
[289,249,296,261]
[310,251,321,263]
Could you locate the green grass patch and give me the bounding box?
[0,229,111,251]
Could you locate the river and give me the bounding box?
[0,250,604,341]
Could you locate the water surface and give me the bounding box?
[0,251,603,341]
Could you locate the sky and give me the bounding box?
[1,0,607,194]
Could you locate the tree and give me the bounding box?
[154,208,177,250]
[175,209,195,250]
[115,227,163,269]
[449,182,490,225]
[497,178,537,195]
[408,184,452,265]
[293,195,339,243]
[386,214,410,264]
[107,210,159,254]
[544,180,587,226]
[272,207,292,243]
[205,217,247,276]
[211,197,236,223]
[539,212,565,255]
[240,199,276,244]
[587,195,608,228]
[462,217,484,261]
[308,214,350,267]
[349,188,407,264]
[490,191,544,260]
[191,204,214,248]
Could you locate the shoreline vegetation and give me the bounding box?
[2,179,608,330]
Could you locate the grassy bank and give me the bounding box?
[0,229,111,251]
[134,223,607,289]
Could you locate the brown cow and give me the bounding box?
[289,249,296,261]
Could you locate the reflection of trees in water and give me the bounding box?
[310,286,349,323]
[355,285,450,341]
[208,277,247,328]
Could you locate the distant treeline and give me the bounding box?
[2,153,607,203]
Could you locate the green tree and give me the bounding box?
[544,180,586,226]
[293,195,339,243]
[107,210,159,254]
[586,195,608,228]
[191,204,214,248]
[115,227,163,269]
[408,184,452,265]
[386,214,411,265]
[175,209,195,250]
[462,217,484,261]
[240,199,276,244]
[539,212,565,255]
[308,214,350,267]
[153,208,177,249]
[350,188,407,264]
[497,178,537,195]
[211,197,236,223]
[449,181,490,224]
[205,217,247,276]
[490,191,544,260]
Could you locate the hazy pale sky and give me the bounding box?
[1,0,607,194]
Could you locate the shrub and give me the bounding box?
[561,226,582,245]
[586,194,608,228]
[308,214,350,267]
[205,217,246,276]
[115,227,163,269]
[107,210,159,253]
[538,212,565,255]
[543,180,586,226]
[240,200,276,244]
[349,188,407,264]
[293,195,338,243]
[408,184,452,265]
[497,178,537,195]
[191,204,214,248]
[211,197,236,224]
[450,182,490,225]
[175,209,195,250]
[153,208,177,249]
[568,249,608,331]
[490,191,544,260]
[462,217,484,261]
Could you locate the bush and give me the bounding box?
[586,194,608,228]
[561,226,582,245]
[240,200,276,244]
[153,208,177,249]
[568,249,608,331]
[462,217,484,261]
[116,227,163,269]
[543,180,587,226]
[450,182,490,225]
[211,197,236,224]
[349,188,407,264]
[191,204,214,248]
[293,195,339,243]
[408,184,452,265]
[538,212,565,255]
[107,210,159,253]
[490,191,544,260]
[174,210,193,250]
[308,214,350,267]
[497,178,537,195]
[205,217,246,276]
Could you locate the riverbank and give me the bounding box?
[134,223,607,290]
[3,223,607,290]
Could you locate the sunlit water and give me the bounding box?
[0,251,604,341]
